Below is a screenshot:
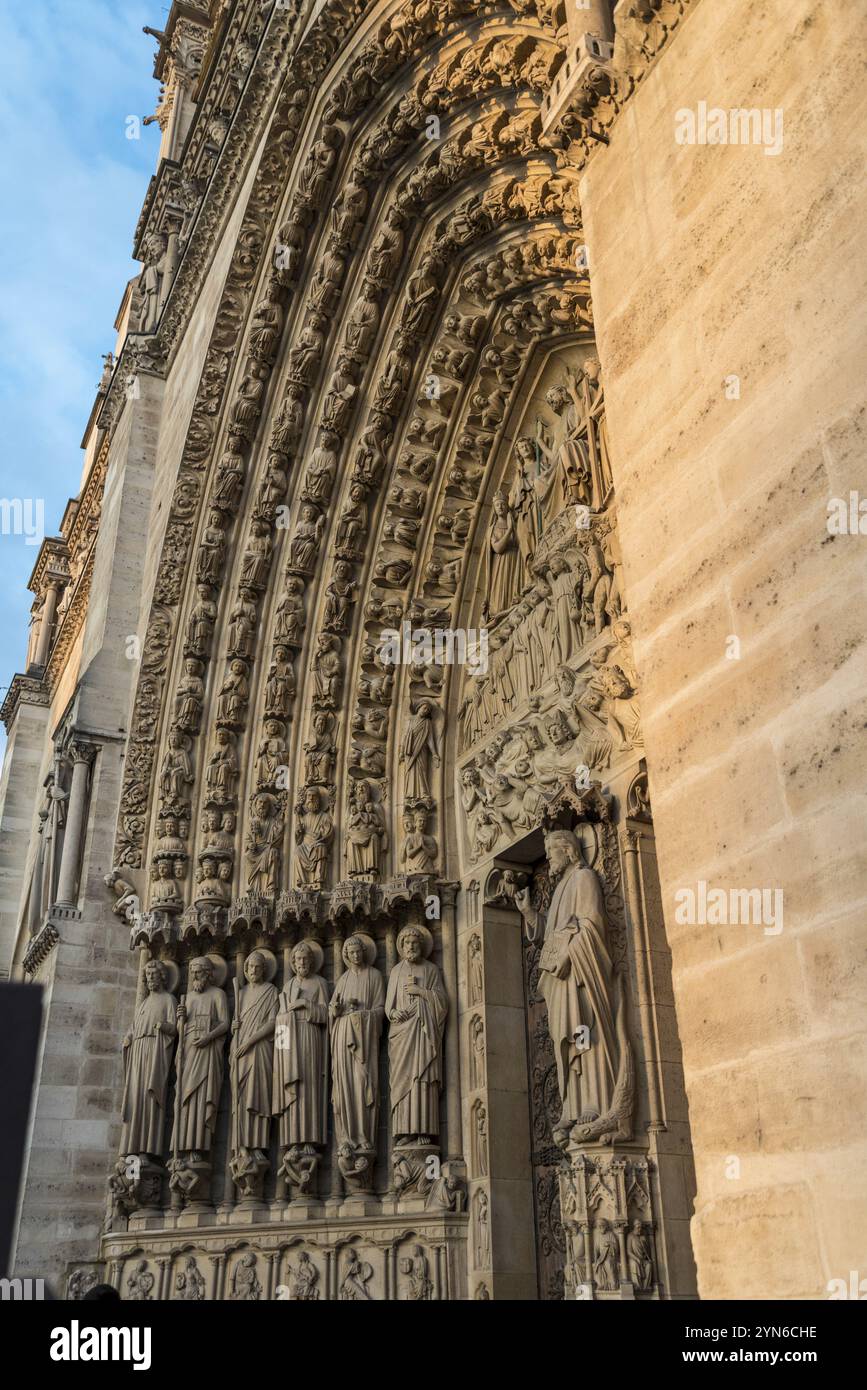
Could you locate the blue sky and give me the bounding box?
[0,0,166,743]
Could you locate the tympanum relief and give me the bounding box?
[457,352,641,870]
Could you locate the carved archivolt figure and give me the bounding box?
[335,482,368,555]
[205,728,238,805]
[386,926,448,1145]
[329,935,385,1155]
[400,700,440,802]
[249,286,284,362]
[323,560,356,631]
[304,432,339,504]
[265,646,296,717]
[231,951,278,1157]
[160,731,193,803]
[311,634,342,706]
[120,959,177,1158]
[274,577,305,645]
[186,585,217,656]
[368,204,405,285]
[295,787,333,887]
[401,805,438,874]
[246,792,283,896]
[172,957,229,1157]
[297,127,342,209]
[216,660,249,727]
[346,779,387,878]
[273,941,329,1150]
[287,313,326,384]
[515,829,633,1143]
[256,718,288,790]
[151,857,183,912]
[345,282,379,357]
[227,592,257,660]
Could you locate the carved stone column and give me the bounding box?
[439,881,463,1163]
[54,742,95,907]
[263,1251,278,1301]
[32,579,62,670]
[209,1252,226,1301]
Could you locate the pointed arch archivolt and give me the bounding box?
[112,0,636,924]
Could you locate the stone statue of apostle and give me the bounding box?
[385,926,448,1145]
[329,935,384,1156]
[171,957,229,1158]
[120,959,177,1158]
[273,940,330,1150]
[231,950,278,1156]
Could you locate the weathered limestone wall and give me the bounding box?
[10,374,167,1285]
[0,697,50,975]
[582,0,867,1297]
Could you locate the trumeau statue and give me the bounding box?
[329,935,384,1164]
[231,951,278,1157]
[273,941,330,1152]
[172,957,229,1157]
[120,959,178,1159]
[385,926,448,1145]
[515,828,633,1145]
